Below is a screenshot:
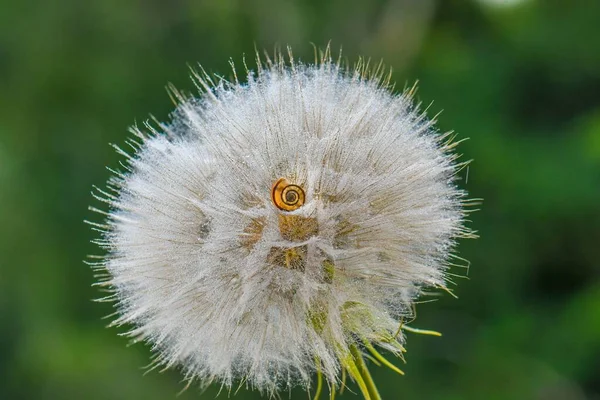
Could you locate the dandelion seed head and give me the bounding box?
[91,49,474,397]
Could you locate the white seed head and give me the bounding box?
[90,50,474,398]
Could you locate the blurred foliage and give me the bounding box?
[1,0,599,399]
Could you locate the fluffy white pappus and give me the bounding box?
[89,50,475,399]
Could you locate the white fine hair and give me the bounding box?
[88,48,475,398]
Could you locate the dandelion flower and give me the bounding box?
[89,49,474,399]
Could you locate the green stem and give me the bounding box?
[349,344,382,400]
[401,325,442,336]
[362,340,404,376]
[313,358,323,400]
[340,367,347,394]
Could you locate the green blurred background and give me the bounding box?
[1,0,599,399]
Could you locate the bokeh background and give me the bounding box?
[1,0,599,399]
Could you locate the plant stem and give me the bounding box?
[349,344,382,400]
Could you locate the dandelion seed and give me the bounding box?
[89,47,476,399]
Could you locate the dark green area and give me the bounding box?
[1,0,599,399]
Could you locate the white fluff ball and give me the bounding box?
[90,51,473,398]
